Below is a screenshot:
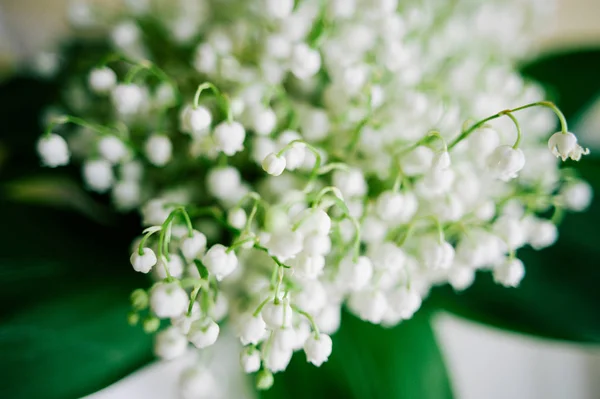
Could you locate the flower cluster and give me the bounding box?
[36,0,592,396]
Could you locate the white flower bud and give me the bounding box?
[291,43,322,80]
[560,181,593,211]
[111,84,146,115]
[263,346,293,373]
[261,299,293,330]
[183,106,213,136]
[154,327,188,360]
[214,121,246,156]
[339,256,373,291]
[181,230,208,260]
[155,254,185,279]
[493,216,527,250]
[303,334,332,366]
[349,289,388,324]
[493,258,525,287]
[375,191,404,221]
[448,265,475,291]
[401,146,434,176]
[150,282,188,318]
[228,207,248,229]
[130,247,157,273]
[289,254,325,279]
[526,218,558,250]
[295,281,327,314]
[98,135,128,164]
[145,134,172,166]
[388,287,422,319]
[432,151,451,171]
[332,168,367,198]
[262,153,287,176]
[548,132,589,161]
[187,319,220,348]
[419,237,455,270]
[206,166,242,200]
[316,305,341,335]
[83,159,114,192]
[487,145,525,181]
[265,229,303,259]
[237,313,267,345]
[203,244,238,280]
[252,107,277,136]
[89,67,117,94]
[240,347,261,373]
[37,134,70,167]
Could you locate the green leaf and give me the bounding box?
[431,157,600,343]
[259,308,453,399]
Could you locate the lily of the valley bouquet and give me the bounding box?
[34,0,592,396]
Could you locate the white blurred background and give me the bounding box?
[1,1,600,398]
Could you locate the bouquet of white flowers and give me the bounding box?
[32,0,593,396]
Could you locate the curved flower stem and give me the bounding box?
[138,226,162,255]
[276,140,323,192]
[193,82,233,122]
[448,101,568,150]
[291,305,320,339]
[45,115,117,138]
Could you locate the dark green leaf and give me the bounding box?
[259,308,453,399]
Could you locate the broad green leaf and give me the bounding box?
[260,309,453,399]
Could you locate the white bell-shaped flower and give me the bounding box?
[262,153,287,176]
[265,228,303,259]
[349,289,388,324]
[37,134,70,167]
[203,244,238,280]
[130,247,157,273]
[316,305,342,335]
[261,299,293,330]
[560,181,593,211]
[263,346,293,373]
[492,216,527,250]
[290,43,322,80]
[240,347,261,373]
[252,107,277,136]
[289,254,325,280]
[375,191,404,221]
[214,121,246,156]
[369,242,406,271]
[237,313,267,345]
[302,235,332,256]
[493,258,525,287]
[98,135,128,164]
[525,218,558,250]
[89,67,117,94]
[206,166,242,200]
[304,333,333,366]
[548,132,589,161]
[419,237,454,270]
[332,168,367,198]
[273,327,296,351]
[400,146,434,176]
[145,134,172,167]
[187,319,220,348]
[154,327,188,360]
[338,255,373,291]
[294,208,332,236]
[388,287,422,319]
[179,106,211,137]
[227,207,248,230]
[181,230,208,260]
[448,265,475,291]
[83,159,114,192]
[155,255,185,279]
[111,83,146,115]
[487,145,525,181]
[150,282,188,318]
[432,151,451,171]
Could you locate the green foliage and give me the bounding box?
[260,309,453,399]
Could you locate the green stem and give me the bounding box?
[291,305,320,339]
[499,111,522,149]
[253,296,273,317]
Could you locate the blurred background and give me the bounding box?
[1,1,600,398]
